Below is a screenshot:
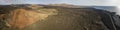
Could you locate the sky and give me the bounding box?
[0,0,119,6]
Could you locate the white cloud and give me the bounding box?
[116,6,120,15]
[114,0,120,15]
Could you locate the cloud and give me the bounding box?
[116,6,120,15]
[113,0,120,15]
